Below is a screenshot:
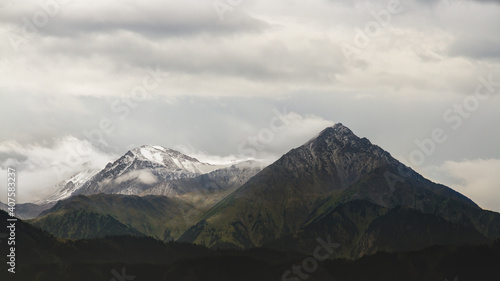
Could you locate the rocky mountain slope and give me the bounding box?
[179,124,499,258]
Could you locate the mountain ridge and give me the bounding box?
[38,145,263,202]
[178,123,496,257]
[25,124,500,260]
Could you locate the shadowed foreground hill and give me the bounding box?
[1,208,499,281]
[0,211,500,281]
[29,194,196,241]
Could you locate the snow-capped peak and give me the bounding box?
[128,145,218,174]
[139,146,166,165]
[37,168,100,204]
[37,145,262,202]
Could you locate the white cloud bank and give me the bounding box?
[0,136,116,203]
[431,158,500,212]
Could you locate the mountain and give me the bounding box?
[31,154,264,241]
[179,123,500,257]
[38,167,100,204]
[143,160,264,225]
[0,209,215,280]
[8,124,500,280]
[35,146,262,216]
[30,194,196,240]
[30,160,259,240]
[142,160,264,196]
[71,145,219,196]
[0,201,56,220]
[23,124,500,260]
[0,167,100,219]
[68,145,264,198]
[29,160,262,241]
[0,166,103,220]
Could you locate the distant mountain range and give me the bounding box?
[2,146,264,219]
[7,123,500,261]
[45,145,263,200]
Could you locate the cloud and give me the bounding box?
[172,144,242,165]
[114,170,158,185]
[0,136,116,203]
[430,158,500,212]
[417,0,500,4]
[152,106,335,165]
[0,0,499,205]
[238,110,335,162]
[0,0,269,38]
[2,0,500,99]
[0,96,336,203]
[448,37,500,60]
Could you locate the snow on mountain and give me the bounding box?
[72,145,242,196]
[37,168,100,204]
[34,145,266,204]
[133,145,221,174]
[141,159,265,197]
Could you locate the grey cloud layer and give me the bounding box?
[0,0,499,207]
[0,0,269,37]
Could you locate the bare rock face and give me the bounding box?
[272,123,396,192]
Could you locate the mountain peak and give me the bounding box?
[331,122,346,128]
[132,144,177,153]
[127,145,205,167]
[305,123,372,151]
[323,122,355,137]
[72,146,226,197]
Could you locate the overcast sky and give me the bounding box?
[0,0,499,211]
